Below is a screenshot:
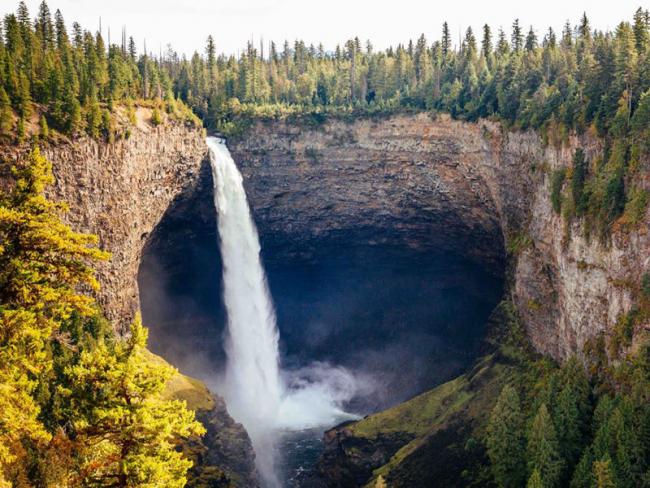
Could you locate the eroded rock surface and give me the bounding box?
[41,122,208,331]
[230,113,648,361]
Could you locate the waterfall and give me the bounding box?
[207,137,359,487]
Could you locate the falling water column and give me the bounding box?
[207,136,283,487]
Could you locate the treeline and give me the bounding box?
[2,2,649,235]
[0,149,205,486]
[2,2,650,141]
[0,1,195,142]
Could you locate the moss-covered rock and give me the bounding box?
[154,352,259,487]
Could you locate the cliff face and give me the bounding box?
[230,113,648,361]
[8,111,644,487]
[228,116,647,486]
[41,121,208,331]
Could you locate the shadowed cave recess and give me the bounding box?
[138,153,506,413]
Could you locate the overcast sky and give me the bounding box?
[4,0,644,57]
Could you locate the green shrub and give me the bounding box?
[603,169,625,223]
[151,106,162,126]
[571,148,588,215]
[550,168,566,214]
[507,232,533,254]
[622,187,649,227]
[642,273,650,298]
[39,115,49,140]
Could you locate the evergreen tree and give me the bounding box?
[571,148,588,215]
[38,114,48,139]
[16,115,25,143]
[482,24,493,59]
[579,13,592,42]
[486,385,526,488]
[527,469,544,488]
[632,8,649,53]
[527,404,564,488]
[0,87,12,134]
[593,456,617,488]
[63,316,205,487]
[442,22,452,59]
[36,1,54,50]
[0,147,108,483]
[526,27,539,52]
[512,19,524,52]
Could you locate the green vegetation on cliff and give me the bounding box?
[0,147,205,487]
[329,302,650,488]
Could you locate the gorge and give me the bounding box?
[23,110,646,486]
[2,4,650,486]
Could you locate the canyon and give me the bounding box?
[9,111,647,486]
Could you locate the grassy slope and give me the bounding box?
[358,356,513,487]
[146,349,216,412]
[329,302,531,488]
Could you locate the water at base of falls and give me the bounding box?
[278,428,329,486]
[207,137,359,487]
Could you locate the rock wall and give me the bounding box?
[230,113,649,360]
[40,121,208,331]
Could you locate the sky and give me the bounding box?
[3,0,644,57]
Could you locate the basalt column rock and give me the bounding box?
[41,120,208,332]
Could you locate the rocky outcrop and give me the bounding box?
[40,121,208,331]
[230,113,649,361]
[161,359,258,487]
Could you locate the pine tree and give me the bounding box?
[632,8,649,53]
[0,147,108,483]
[526,27,538,52]
[63,315,205,487]
[571,148,588,215]
[579,14,592,42]
[571,449,595,488]
[497,28,510,56]
[16,116,25,143]
[512,19,524,52]
[527,469,544,488]
[482,24,493,59]
[151,105,162,126]
[486,385,526,488]
[0,87,12,134]
[527,404,564,488]
[555,357,590,473]
[36,1,54,50]
[39,115,49,139]
[17,71,32,117]
[85,94,102,138]
[128,36,137,61]
[561,21,573,49]
[593,456,617,488]
[206,35,217,91]
[442,22,452,60]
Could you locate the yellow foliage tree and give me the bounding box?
[0,147,108,484]
[63,315,205,487]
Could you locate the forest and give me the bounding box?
[1,2,649,236]
[0,2,649,487]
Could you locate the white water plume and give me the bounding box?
[207,137,359,487]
